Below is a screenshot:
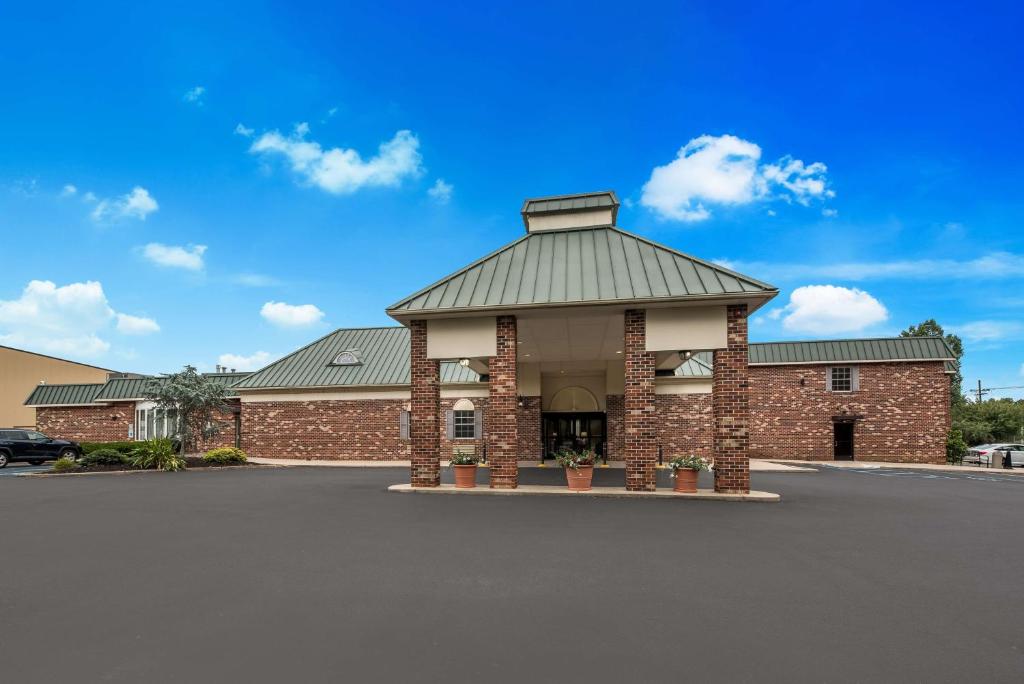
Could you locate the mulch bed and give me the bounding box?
[57,457,263,474]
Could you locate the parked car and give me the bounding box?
[966,443,1024,467]
[0,429,81,468]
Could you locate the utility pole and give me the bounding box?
[972,380,1024,403]
[975,379,986,403]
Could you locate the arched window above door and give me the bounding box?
[549,386,600,412]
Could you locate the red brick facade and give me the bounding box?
[749,362,950,463]
[487,315,518,488]
[517,395,542,461]
[624,309,657,491]
[657,393,713,461]
[410,320,441,486]
[606,394,624,461]
[36,402,135,442]
[713,305,750,493]
[242,398,408,460]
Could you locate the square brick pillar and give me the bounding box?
[409,320,440,487]
[713,305,750,493]
[488,315,518,489]
[624,309,657,491]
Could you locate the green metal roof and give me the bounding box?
[749,337,956,365]
[93,372,251,401]
[674,339,955,377]
[387,225,777,316]
[24,383,106,406]
[232,327,481,391]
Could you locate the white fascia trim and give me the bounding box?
[749,358,952,367]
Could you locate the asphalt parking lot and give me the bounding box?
[2,466,1022,683]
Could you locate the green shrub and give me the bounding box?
[129,438,186,472]
[80,441,138,456]
[554,448,598,470]
[81,448,127,466]
[203,447,247,465]
[52,456,80,473]
[946,428,968,465]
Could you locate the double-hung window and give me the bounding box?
[827,366,859,392]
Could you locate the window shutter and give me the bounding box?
[446,410,454,439]
[851,366,860,391]
[825,368,833,392]
[474,409,483,439]
[399,410,410,440]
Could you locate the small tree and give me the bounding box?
[901,319,964,406]
[144,366,230,455]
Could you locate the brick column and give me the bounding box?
[409,320,440,487]
[488,315,518,488]
[713,305,750,493]
[624,309,657,491]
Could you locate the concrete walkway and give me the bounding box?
[249,456,814,472]
[769,458,1024,475]
[389,482,780,501]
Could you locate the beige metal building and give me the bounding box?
[0,345,117,428]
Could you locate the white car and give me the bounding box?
[967,444,1024,467]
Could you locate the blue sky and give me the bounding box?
[1,1,1021,398]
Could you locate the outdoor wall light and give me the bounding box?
[458,358,470,367]
[678,350,693,361]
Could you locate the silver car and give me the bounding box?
[967,443,1024,467]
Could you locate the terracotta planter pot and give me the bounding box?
[672,468,699,493]
[565,465,594,491]
[453,464,478,488]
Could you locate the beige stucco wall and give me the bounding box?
[239,385,490,403]
[645,306,727,352]
[541,373,607,411]
[518,362,541,396]
[0,347,113,428]
[426,317,497,359]
[526,208,614,232]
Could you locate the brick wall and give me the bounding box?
[606,394,624,461]
[713,305,750,493]
[488,315,518,488]
[440,396,488,460]
[410,320,440,485]
[517,395,542,461]
[749,362,950,463]
[657,393,713,461]
[624,309,657,491]
[36,402,134,442]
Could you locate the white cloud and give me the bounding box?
[82,191,97,203]
[234,123,254,137]
[428,178,453,204]
[0,280,157,357]
[249,123,423,194]
[91,186,159,222]
[218,351,273,371]
[771,285,889,334]
[260,301,324,328]
[116,313,160,335]
[60,184,77,197]
[954,320,1024,343]
[184,86,205,104]
[719,251,1022,282]
[640,134,832,222]
[822,208,838,217]
[142,243,207,271]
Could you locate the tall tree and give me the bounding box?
[144,366,230,455]
[900,319,964,405]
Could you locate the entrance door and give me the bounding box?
[833,422,855,460]
[543,412,606,458]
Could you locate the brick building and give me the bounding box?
[23,191,956,487]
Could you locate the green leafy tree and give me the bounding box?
[144,366,230,455]
[900,319,964,405]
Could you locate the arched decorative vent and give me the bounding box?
[452,398,475,412]
[330,350,361,366]
[549,386,599,412]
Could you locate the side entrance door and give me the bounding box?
[833,421,855,460]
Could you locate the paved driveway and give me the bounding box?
[2,466,1022,683]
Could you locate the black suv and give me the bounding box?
[0,429,81,468]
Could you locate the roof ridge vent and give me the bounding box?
[521,190,619,232]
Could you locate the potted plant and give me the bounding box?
[555,448,598,491]
[667,454,710,493]
[450,452,481,488]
